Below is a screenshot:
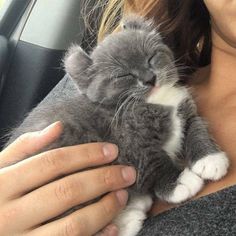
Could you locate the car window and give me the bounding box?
[0,0,13,21]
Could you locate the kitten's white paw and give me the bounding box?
[165,168,204,204]
[113,195,152,236]
[191,152,229,181]
[115,210,146,236]
[128,194,153,212]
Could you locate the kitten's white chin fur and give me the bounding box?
[149,85,160,95]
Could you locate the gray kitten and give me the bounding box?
[6,16,229,236]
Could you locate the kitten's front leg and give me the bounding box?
[113,194,153,236]
[185,115,229,181]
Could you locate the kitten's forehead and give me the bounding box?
[91,29,164,63]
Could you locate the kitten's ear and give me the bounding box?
[121,15,156,33]
[64,45,93,92]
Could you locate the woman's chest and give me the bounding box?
[189,87,236,197]
[196,95,236,161]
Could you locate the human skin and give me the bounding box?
[151,0,236,215]
[0,122,136,236]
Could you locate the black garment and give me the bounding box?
[139,185,236,236]
[23,76,236,236]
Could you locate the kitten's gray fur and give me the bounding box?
[5,15,229,236]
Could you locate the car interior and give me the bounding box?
[0,0,100,149]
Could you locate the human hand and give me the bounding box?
[0,122,136,236]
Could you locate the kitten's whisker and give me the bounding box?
[120,87,147,127]
[92,98,107,113]
[116,88,137,108]
[115,97,133,129]
[120,96,136,127]
[114,88,141,129]
[116,90,132,106]
[110,94,133,130]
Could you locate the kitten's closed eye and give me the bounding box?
[116,73,137,79]
[112,73,137,88]
[148,51,167,67]
[148,52,171,69]
[148,53,157,66]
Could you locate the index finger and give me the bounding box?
[0,121,63,168]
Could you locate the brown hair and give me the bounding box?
[82,0,211,76]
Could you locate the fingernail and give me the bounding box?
[38,121,62,135]
[121,166,136,185]
[104,224,119,236]
[115,190,128,206]
[103,144,118,160]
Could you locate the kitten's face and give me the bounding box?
[65,16,179,105]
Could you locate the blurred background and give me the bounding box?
[0,0,95,148]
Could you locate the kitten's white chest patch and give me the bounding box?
[146,85,189,157]
[146,85,188,107]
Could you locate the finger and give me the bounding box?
[1,143,118,199]
[15,165,136,228]
[0,121,63,168]
[27,191,127,236]
[96,224,119,236]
